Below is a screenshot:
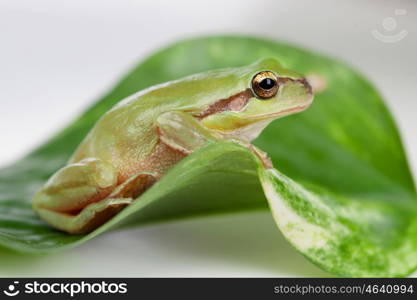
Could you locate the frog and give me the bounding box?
[32,58,314,234]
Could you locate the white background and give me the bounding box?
[0,0,416,277]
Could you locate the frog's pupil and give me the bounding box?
[259,78,275,90]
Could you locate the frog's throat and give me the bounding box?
[194,89,254,119]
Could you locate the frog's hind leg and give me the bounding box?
[33,158,119,213]
[35,172,156,234]
[33,157,156,234]
[36,197,133,235]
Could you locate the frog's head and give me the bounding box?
[197,58,313,141]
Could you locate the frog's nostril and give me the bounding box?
[278,77,313,94]
[300,78,313,94]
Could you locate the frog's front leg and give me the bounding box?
[225,138,274,169]
[33,158,156,234]
[247,144,273,169]
[157,111,273,168]
[156,111,216,154]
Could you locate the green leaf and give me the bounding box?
[260,167,417,277]
[0,142,265,253]
[0,36,416,277]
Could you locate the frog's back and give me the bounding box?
[69,91,162,168]
[69,64,253,170]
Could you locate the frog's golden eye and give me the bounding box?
[251,71,279,99]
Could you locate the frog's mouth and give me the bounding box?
[246,102,312,121]
[205,98,313,142]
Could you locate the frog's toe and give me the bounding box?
[36,197,133,235]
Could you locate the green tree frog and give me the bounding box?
[32,58,314,234]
